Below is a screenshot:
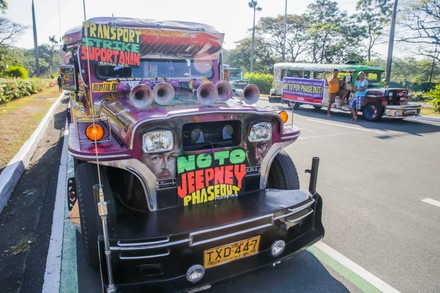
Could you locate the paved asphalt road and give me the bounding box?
[1,97,440,292]
[276,102,440,293]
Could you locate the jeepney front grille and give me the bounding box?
[182,120,241,151]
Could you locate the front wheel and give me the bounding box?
[75,163,113,267]
[267,150,300,190]
[362,102,384,122]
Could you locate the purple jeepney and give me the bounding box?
[62,17,324,292]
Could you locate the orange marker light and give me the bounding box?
[279,111,289,124]
[86,124,104,141]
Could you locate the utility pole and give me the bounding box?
[32,0,40,76]
[282,0,287,62]
[249,0,262,73]
[385,0,398,85]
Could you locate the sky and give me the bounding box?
[4,0,410,60]
[3,0,359,50]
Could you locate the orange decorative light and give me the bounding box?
[279,111,288,124]
[86,123,104,141]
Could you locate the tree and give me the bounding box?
[227,37,274,74]
[0,18,27,46]
[399,0,440,63]
[354,0,393,62]
[48,35,59,71]
[0,0,7,12]
[303,0,364,63]
[256,14,309,63]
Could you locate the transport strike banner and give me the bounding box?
[81,21,141,67]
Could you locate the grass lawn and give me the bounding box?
[420,106,440,117]
[0,87,61,171]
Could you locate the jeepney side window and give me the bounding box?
[286,69,303,78]
[366,72,379,82]
[313,71,324,79]
[304,71,310,78]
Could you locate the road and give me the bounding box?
[1,98,440,292]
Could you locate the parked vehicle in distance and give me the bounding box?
[223,65,248,95]
[269,63,421,121]
[61,17,324,292]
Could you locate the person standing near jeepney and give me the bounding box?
[57,75,62,92]
[327,69,340,116]
[350,71,368,122]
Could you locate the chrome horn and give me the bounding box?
[129,84,154,108]
[242,84,260,105]
[153,82,175,105]
[216,81,233,102]
[197,82,218,106]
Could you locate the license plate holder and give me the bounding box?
[203,236,260,269]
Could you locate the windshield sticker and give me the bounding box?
[81,21,141,67]
[60,65,76,90]
[92,81,118,92]
[177,149,246,206]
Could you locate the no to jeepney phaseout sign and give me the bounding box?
[81,21,141,67]
[177,149,246,207]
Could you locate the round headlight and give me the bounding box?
[191,129,204,144]
[222,124,233,139]
[186,264,205,283]
[271,240,286,257]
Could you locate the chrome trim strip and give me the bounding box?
[190,223,274,247]
[273,198,315,220]
[110,239,190,251]
[68,151,130,160]
[285,209,314,223]
[190,214,273,246]
[190,214,272,238]
[117,237,170,247]
[119,251,170,260]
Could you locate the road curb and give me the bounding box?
[0,92,65,215]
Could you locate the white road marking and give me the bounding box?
[306,118,385,134]
[314,241,401,293]
[422,198,440,208]
[42,125,69,293]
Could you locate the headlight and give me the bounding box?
[142,130,174,153]
[248,122,272,142]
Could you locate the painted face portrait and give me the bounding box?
[247,140,272,166]
[143,151,178,180]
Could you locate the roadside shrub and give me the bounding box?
[3,65,29,79]
[410,91,431,102]
[0,78,54,104]
[426,84,440,112]
[244,72,274,94]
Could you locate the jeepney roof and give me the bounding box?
[61,17,224,58]
[273,62,384,73]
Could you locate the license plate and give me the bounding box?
[203,236,260,269]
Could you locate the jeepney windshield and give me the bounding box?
[96,58,214,80]
[228,68,243,81]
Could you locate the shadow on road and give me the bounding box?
[287,105,440,137]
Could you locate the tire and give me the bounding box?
[313,106,322,110]
[362,102,384,122]
[267,150,300,190]
[75,163,111,267]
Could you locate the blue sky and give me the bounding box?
[4,0,358,50]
